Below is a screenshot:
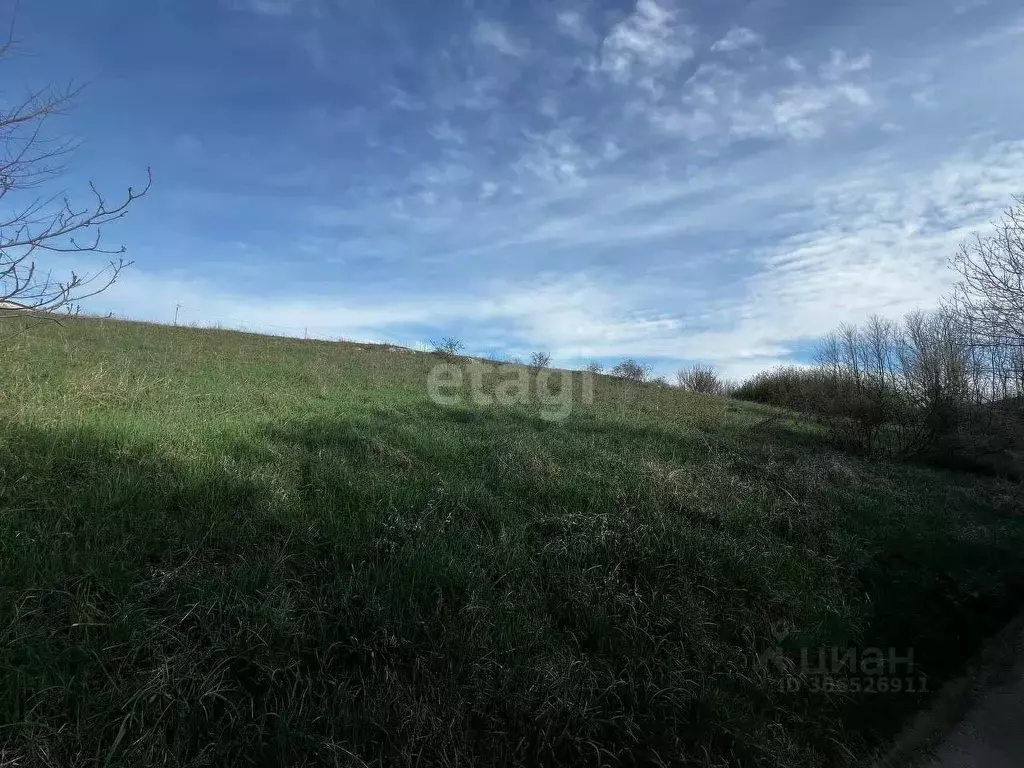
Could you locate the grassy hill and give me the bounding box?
[2,316,1023,767]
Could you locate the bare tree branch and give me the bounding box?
[0,26,149,320]
[949,196,1024,351]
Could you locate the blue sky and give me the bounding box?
[10,0,1024,377]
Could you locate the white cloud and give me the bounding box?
[646,50,876,143]
[967,16,1024,47]
[83,260,820,381]
[299,28,328,69]
[480,181,499,200]
[602,140,624,161]
[428,120,466,145]
[599,0,696,83]
[518,144,1018,370]
[911,87,940,109]
[711,27,762,53]
[84,137,1023,382]
[224,0,306,16]
[820,49,872,80]
[107,0,1024,384]
[385,86,425,111]
[556,10,593,43]
[764,83,873,139]
[472,20,528,58]
[954,0,991,13]
[649,107,717,140]
[513,127,598,187]
[539,94,559,119]
[715,139,1024,353]
[783,56,805,73]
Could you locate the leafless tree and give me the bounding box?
[610,359,650,383]
[530,351,551,370]
[802,306,1019,459]
[0,31,150,320]
[677,364,724,395]
[950,197,1024,352]
[738,199,1024,468]
[430,337,464,359]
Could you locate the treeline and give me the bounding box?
[731,197,1024,474]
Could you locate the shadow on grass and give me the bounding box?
[2,410,1024,767]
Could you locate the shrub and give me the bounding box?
[734,310,1011,459]
[729,197,1024,474]
[431,337,465,359]
[530,351,551,370]
[734,366,833,411]
[584,361,604,374]
[733,366,886,452]
[610,359,650,383]
[677,364,724,395]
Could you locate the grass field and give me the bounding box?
[2,316,1023,767]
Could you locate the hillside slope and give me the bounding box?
[1,317,1023,767]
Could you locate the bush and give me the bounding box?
[729,198,1024,474]
[734,366,835,412]
[610,359,650,383]
[431,337,465,359]
[734,311,1016,460]
[734,366,889,453]
[530,351,551,370]
[677,365,724,395]
[584,361,604,374]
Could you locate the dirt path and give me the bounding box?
[927,657,1024,767]
[880,614,1024,768]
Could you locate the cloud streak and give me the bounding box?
[35,0,1024,382]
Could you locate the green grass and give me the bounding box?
[1,316,1023,766]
